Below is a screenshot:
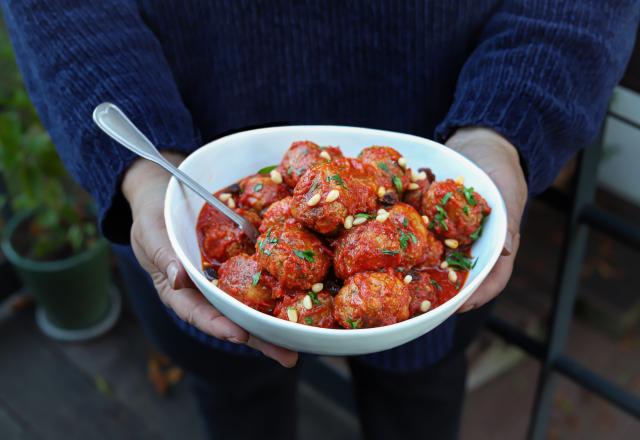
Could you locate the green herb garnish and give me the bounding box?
[392,175,403,193]
[293,249,316,263]
[399,230,417,250]
[251,271,261,286]
[460,186,477,206]
[470,216,487,241]
[440,191,453,206]
[381,249,400,256]
[377,162,390,173]
[402,218,409,227]
[309,181,319,194]
[257,165,278,175]
[308,291,321,305]
[346,318,361,329]
[430,279,442,291]
[287,165,294,175]
[355,213,375,220]
[304,317,314,325]
[434,205,449,231]
[253,183,263,192]
[326,174,347,189]
[463,205,470,216]
[258,228,279,255]
[446,252,477,271]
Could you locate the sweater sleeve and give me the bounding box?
[435,0,640,195]
[1,0,201,243]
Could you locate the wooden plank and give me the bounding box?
[0,313,159,440]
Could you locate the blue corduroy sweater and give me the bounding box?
[2,0,638,370]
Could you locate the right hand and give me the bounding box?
[122,153,298,367]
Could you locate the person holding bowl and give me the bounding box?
[2,1,637,439]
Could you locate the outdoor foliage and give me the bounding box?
[0,19,97,259]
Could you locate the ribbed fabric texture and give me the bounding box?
[2,0,638,370]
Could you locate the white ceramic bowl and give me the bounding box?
[165,126,507,355]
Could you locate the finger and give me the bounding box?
[246,335,299,368]
[458,233,520,312]
[157,283,249,343]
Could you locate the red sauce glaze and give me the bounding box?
[218,254,277,313]
[334,270,411,329]
[273,291,336,328]
[259,196,301,232]
[358,146,411,202]
[290,161,378,234]
[255,223,332,291]
[278,140,344,188]
[237,174,290,213]
[422,179,491,245]
[196,203,261,267]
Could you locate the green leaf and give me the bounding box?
[309,181,319,194]
[293,249,315,263]
[377,162,390,173]
[253,183,263,192]
[470,216,487,241]
[326,174,347,189]
[381,249,400,256]
[392,175,403,193]
[251,271,261,286]
[402,218,409,227]
[304,317,314,325]
[355,213,374,219]
[440,191,453,206]
[308,291,321,305]
[460,186,477,206]
[346,318,361,329]
[257,165,278,175]
[446,252,477,271]
[430,279,442,291]
[463,205,470,216]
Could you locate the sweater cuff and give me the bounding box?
[435,89,550,195]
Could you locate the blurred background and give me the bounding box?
[1,15,639,440]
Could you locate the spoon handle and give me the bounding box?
[92,102,258,242]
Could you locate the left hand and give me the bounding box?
[445,127,528,312]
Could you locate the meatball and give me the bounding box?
[274,291,335,328]
[259,196,301,232]
[405,270,438,317]
[334,270,410,329]
[403,167,436,211]
[197,203,261,265]
[255,224,331,290]
[237,174,289,213]
[333,203,437,279]
[218,254,277,313]
[291,161,378,234]
[358,146,411,202]
[422,179,491,245]
[278,140,344,188]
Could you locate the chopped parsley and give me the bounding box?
[434,205,449,231]
[326,174,347,189]
[355,213,375,220]
[377,162,390,173]
[460,186,477,206]
[304,317,314,325]
[381,249,400,256]
[402,218,409,227]
[251,271,261,286]
[309,181,319,194]
[257,165,278,175]
[293,249,316,263]
[440,191,453,206]
[446,252,477,271]
[346,318,361,329]
[287,165,294,175]
[392,175,403,193]
[470,216,487,241]
[308,291,321,305]
[430,279,442,291]
[399,230,418,250]
[253,183,263,192]
[463,205,470,216]
[258,228,279,255]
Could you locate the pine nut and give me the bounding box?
[411,170,427,182]
[455,176,465,185]
[211,279,219,286]
[444,239,459,249]
[218,193,231,202]
[376,212,389,222]
[377,208,388,215]
[448,270,458,283]
[420,300,432,312]
[403,274,413,284]
[307,193,321,206]
[227,198,236,209]
[325,189,340,203]
[286,307,298,322]
[397,157,407,169]
[312,283,324,293]
[408,183,420,190]
[303,295,313,310]
[344,215,354,229]
[319,151,331,161]
[270,169,283,184]
[422,215,430,225]
[353,216,368,226]
[440,261,449,269]
[377,186,386,198]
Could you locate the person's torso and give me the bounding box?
[139,0,498,143]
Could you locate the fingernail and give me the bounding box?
[167,262,179,289]
[227,337,244,344]
[502,233,513,256]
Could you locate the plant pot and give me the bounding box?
[1,212,120,340]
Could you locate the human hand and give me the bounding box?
[445,127,528,312]
[122,153,298,367]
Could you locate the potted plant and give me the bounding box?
[0,21,119,340]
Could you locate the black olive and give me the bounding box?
[203,266,218,280]
[225,183,241,194]
[382,192,398,205]
[418,167,436,183]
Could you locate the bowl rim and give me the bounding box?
[165,125,507,336]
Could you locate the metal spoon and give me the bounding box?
[92,102,259,242]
